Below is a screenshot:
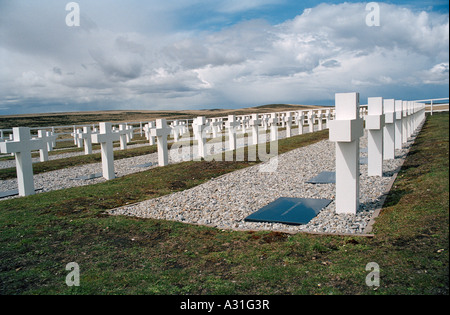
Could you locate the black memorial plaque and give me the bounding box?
[70,173,103,180]
[244,197,332,225]
[306,171,335,184]
[132,162,154,168]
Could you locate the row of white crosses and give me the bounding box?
[329,92,426,214]
[3,99,426,201]
[0,123,133,196]
[73,123,133,152]
[1,110,318,198]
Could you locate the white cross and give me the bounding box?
[148,121,156,145]
[151,119,171,166]
[308,110,316,133]
[195,116,208,158]
[91,122,120,180]
[328,92,364,214]
[118,124,129,150]
[249,113,261,145]
[284,112,293,137]
[383,99,396,160]
[78,127,92,155]
[76,128,84,148]
[225,115,240,151]
[394,100,403,150]
[210,118,221,138]
[296,111,305,135]
[402,101,408,145]
[268,113,278,142]
[46,131,57,152]
[171,120,185,142]
[365,97,385,177]
[0,127,43,196]
[126,124,133,142]
[317,110,324,131]
[37,130,50,162]
[324,109,331,129]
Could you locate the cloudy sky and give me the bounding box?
[0,0,448,115]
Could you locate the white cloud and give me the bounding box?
[0,1,448,114]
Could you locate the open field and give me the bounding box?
[0,112,448,295]
[0,104,321,129]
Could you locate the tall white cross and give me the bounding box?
[324,109,331,129]
[118,124,129,150]
[284,112,293,138]
[151,119,171,166]
[37,130,50,162]
[296,111,305,135]
[394,100,403,150]
[317,110,324,131]
[0,127,43,196]
[268,113,278,142]
[79,127,93,155]
[225,115,240,151]
[91,122,120,180]
[366,97,385,177]
[76,128,84,148]
[195,116,208,159]
[46,131,57,152]
[308,110,316,133]
[383,99,396,160]
[249,113,261,145]
[402,101,408,145]
[329,92,363,214]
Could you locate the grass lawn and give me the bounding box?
[0,113,448,295]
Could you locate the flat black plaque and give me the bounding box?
[306,171,335,184]
[132,162,154,168]
[244,197,332,225]
[70,173,103,180]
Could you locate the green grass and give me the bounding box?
[0,113,448,295]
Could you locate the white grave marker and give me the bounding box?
[46,131,57,152]
[0,127,43,196]
[296,111,305,135]
[284,112,293,138]
[402,101,408,145]
[91,122,120,180]
[37,130,49,162]
[78,127,93,155]
[151,119,171,166]
[268,113,278,142]
[225,115,239,151]
[118,124,128,150]
[324,109,331,129]
[328,92,363,214]
[383,99,395,160]
[365,97,385,177]
[317,110,324,131]
[195,116,208,159]
[394,100,403,150]
[249,113,261,145]
[308,110,316,133]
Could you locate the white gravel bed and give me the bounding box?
[107,129,417,235]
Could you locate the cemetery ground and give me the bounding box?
[0,113,448,295]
